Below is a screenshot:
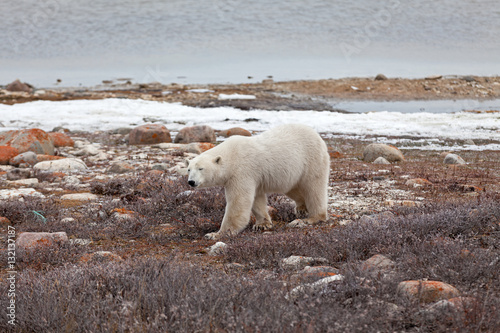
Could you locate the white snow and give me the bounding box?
[218,93,256,100]
[0,99,498,150]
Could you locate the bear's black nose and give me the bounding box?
[188,180,196,187]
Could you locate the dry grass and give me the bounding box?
[0,136,499,332]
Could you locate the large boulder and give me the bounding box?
[175,125,216,143]
[49,132,74,147]
[9,151,37,166]
[397,280,460,303]
[6,79,33,93]
[0,146,19,165]
[218,127,252,138]
[16,232,68,259]
[0,129,55,155]
[129,124,172,145]
[363,143,404,163]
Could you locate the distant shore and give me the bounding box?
[1,76,500,112]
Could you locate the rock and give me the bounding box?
[0,129,55,155]
[375,74,388,81]
[360,254,395,277]
[60,193,98,201]
[358,211,395,226]
[425,75,442,80]
[420,297,480,323]
[287,274,345,300]
[218,127,252,137]
[0,216,11,226]
[208,241,228,255]
[0,146,20,165]
[63,175,81,186]
[405,178,433,187]
[197,142,215,152]
[9,151,37,166]
[16,232,68,255]
[7,178,39,187]
[461,76,476,82]
[36,155,65,162]
[70,238,93,246]
[111,208,137,221]
[129,124,172,145]
[373,156,391,164]
[154,142,212,154]
[464,139,475,146]
[0,188,44,200]
[397,280,460,303]
[175,125,216,143]
[34,158,87,172]
[290,266,340,284]
[108,161,135,174]
[73,145,101,156]
[443,153,466,165]
[362,143,404,163]
[6,79,33,93]
[152,163,169,171]
[113,127,133,135]
[281,255,329,271]
[49,132,74,147]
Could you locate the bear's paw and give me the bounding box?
[252,220,273,231]
[204,232,221,240]
[287,219,310,228]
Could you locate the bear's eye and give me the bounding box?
[187,169,191,172]
[198,168,204,171]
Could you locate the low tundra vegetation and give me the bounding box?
[0,171,499,332]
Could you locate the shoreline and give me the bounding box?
[2,75,500,112]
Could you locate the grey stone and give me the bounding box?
[363,143,404,163]
[443,153,466,165]
[34,158,87,172]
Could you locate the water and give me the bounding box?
[1,0,500,87]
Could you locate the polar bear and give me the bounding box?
[187,124,330,239]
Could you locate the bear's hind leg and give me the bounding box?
[252,191,273,231]
[288,179,328,228]
[205,187,254,240]
[286,187,308,218]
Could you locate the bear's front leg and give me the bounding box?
[204,186,255,240]
[252,190,273,231]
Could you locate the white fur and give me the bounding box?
[187,124,330,239]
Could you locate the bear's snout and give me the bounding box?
[188,180,196,187]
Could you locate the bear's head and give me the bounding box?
[187,154,224,188]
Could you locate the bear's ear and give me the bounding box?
[184,159,190,168]
[214,156,222,164]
